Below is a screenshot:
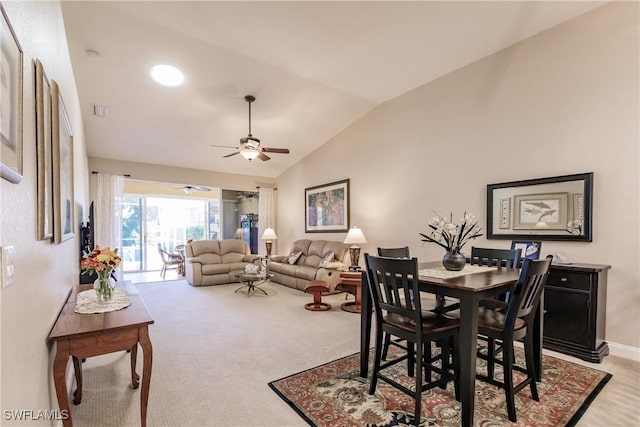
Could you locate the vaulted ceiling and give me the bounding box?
[61,1,606,178]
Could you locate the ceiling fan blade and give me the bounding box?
[223,152,240,158]
[210,144,238,149]
[261,147,290,154]
[257,152,271,161]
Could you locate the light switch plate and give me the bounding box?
[1,245,16,288]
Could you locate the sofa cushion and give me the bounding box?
[190,240,221,257]
[220,239,249,255]
[295,265,319,281]
[202,263,231,275]
[303,240,328,268]
[268,261,298,276]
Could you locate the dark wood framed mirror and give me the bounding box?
[487,172,593,242]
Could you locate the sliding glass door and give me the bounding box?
[121,196,220,272]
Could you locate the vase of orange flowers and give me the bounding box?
[81,246,121,301]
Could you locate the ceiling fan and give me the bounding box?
[175,185,212,194]
[210,95,290,161]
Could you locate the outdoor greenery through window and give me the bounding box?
[121,196,220,272]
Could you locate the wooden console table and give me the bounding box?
[48,282,154,426]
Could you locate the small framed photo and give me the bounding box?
[499,198,510,229]
[511,240,542,261]
[305,179,349,233]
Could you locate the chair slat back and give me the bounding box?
[365,254,421,322]
[470,247,520,268]
[506,255,553,325]
[377,246,410,258]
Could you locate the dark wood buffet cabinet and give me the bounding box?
[543,262,610,362]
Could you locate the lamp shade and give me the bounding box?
[261,228,278,240]
[343,227,367,245]
[240,147,260,161]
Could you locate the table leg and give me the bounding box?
[458,295,480,427]
[72,356,83,405]
[139,326,153,427]
[360,271,371,378]
[53,340,72,426]
[130,344,140,389]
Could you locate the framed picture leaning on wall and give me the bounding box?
[51,80,74,244]
[0,5,23,184]
[35,59,53,240]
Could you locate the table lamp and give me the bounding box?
[261,228,278,257]
[343,227,367,271]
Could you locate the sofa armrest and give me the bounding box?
[185,257,203,286]
[269,255,286,263]
[243,254,260,263]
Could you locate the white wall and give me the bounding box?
[276,3,640,351]
[0,1,90,420]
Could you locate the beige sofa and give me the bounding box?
[268,239,351,292]
[185,239,260,286]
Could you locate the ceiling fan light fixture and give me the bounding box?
[240,147,260,161]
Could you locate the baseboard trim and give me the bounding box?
[607,341,640,362]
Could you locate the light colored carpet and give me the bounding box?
[69,279,362,426]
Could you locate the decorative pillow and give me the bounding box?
[281,254,291,263]
[319,252,335,268]
[287,251,303,265]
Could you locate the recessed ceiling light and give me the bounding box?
[149,64,184,87]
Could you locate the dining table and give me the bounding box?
[359,261,545,427]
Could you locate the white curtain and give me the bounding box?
[91,173,124,280]
[258,187,276,256]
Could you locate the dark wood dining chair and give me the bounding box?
[449,255,553,422]
[470,246,521,268]
[377,246,458,366]
[364,253,460,426]
[471,246,521,308]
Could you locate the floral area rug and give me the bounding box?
[268,345,611,427]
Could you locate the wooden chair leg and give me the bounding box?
[368,329,384,395]
[503,343,517,422]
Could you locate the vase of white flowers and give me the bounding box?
[420,212,483,271]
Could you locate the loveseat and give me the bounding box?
[268,239,351,292]
[185,239,260,286]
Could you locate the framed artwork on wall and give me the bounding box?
[0,5,23,184]
[51,80,75,244]
[35,59,53,240]
[512,192,568,230]
[305,179,350,233]
[486,172,593,242]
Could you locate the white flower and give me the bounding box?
[420,211,484,253]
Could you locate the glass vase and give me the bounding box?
[94,272,115,301]
[442,251,466,271]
